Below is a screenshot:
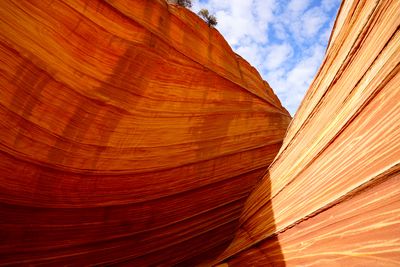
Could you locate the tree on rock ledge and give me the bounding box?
[198,8,218,27]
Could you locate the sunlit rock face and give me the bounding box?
[0,0,290,265]
[216,0,400,266]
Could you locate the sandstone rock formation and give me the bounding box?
[0,0,290,265]
[1,0,399,266]
[215,0,400,265]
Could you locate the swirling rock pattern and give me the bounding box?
[216,0,400,266]
[0,0,290,265]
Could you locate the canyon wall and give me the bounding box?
[1,0,399,266]
[0,0,290,265]
[216,0,400,266]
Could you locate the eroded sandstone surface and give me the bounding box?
[0,0,289,265]
[0,0,399,266]
[216,0,400,265]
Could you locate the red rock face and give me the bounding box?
[0,0,290,265]
[215,0,400,266]
[2,0,398,266]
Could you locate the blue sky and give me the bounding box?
[192,0,341,115]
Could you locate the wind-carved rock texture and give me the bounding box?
[0,0,290,265]
[215,0,400,266]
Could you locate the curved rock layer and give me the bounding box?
[216,0,400,266]
[0,0,290,265]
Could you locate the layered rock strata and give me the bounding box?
[0,0,290,265]
[216,0,400,265]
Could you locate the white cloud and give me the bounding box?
[194,0,276,46]
[192,0,340,115]
[265,43,293,70]
[287,0,311,14]
[302,7,329,38]
[266,44,325,113]
[273,23,289,40]
[235,43,265,68]
[287,45,325,86]
[254,0,277,24]
[322,0,341,11]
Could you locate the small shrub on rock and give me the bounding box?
[177,0,192,8]
[198,8,218,27]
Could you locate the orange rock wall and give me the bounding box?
[0,0,290,265]
[216,0,400,265]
